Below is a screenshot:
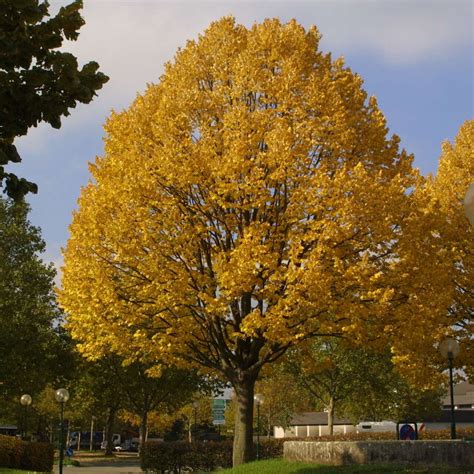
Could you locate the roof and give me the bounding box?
[289,412,352,426]
[288,409,474,426]
[424,409,474,423]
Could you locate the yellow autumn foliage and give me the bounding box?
[59,19,458,433]
[428,120,474,376]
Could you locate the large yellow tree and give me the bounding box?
[59,18,452,464]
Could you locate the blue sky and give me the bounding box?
[7,0,473,278]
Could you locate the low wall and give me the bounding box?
[284,440,474,468]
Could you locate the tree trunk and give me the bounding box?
[232,377,256,466]
[139,409,148,453]
[105,406,117,455]
[327,396,335,436]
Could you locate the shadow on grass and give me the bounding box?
[292,466,470,474]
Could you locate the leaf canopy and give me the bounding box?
[60,17,454,388]
[0,0,109,199]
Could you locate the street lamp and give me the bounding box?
[55,388,70,474]
[438,338,460,440]
[463,183,474,226]
[254,393,264,461]
[20,394,32,440]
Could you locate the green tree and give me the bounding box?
[108,361,207,450]
[280,340,443,429]
[66,357,124,454]
[68,354,207,453]
[0,0,108,199]
[253,367,311,437]
[0,197,71,401]
[281,339,362,435]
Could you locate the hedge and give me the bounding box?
[294,428,474,442]
[141,429,474,472]
[0,435,54,472]
[141,439,283,472]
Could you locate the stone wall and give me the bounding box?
[284,440,474,468]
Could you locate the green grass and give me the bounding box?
[0,470,49,474]
[213,459,471,473]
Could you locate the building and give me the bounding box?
[422,381,474,431]
[274,382,474,438]
[442,381,474,411]
[274,412,355,438]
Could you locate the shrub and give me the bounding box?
[142,439,284,472]
[142,440,232,472]
[307,432,397,441]
[288,428,474,442]
[259,438,285,459]
[0,434,54,472]
[419,428,474,440]
[141,429,474,472]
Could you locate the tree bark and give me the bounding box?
[139,409,148,453]
[232,377,256,466]
[327,396,335,436]
[105,406,117,455]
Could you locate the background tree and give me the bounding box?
[34,385,65,443]
[428,120,473,378]
[269,340,443,430]
[0,0,108,199]
[60,18,452,465]
[0,197,73,403]
[281,339,361,435]
[253,367,311,438]
[106,361,205,450]
[319,345,444,424]
[67,357,125,454]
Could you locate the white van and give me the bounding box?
[356,421,397,433]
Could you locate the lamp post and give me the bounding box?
[55,388,70,474]
[254,393,264,461]
[438,338,460,440]
[20,394,32,440]
[463,183,474,226]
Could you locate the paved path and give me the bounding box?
[54,462,144,473]
[54,456,144,473]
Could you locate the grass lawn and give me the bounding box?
[214,459,471,473]
[0,470,48,474]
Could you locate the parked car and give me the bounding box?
[117,438,139,452]
[100,434,121,450]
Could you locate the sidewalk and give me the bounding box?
[54,453,144,473]
[54,464,144,473]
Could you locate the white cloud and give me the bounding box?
[41,244,64,287]
[315,0,473,65]
[17,0,471,153]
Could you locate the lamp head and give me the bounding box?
[55,388,70,403]
[438,338,460,359]
[20,394,32,406]
[254,393,264,405]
